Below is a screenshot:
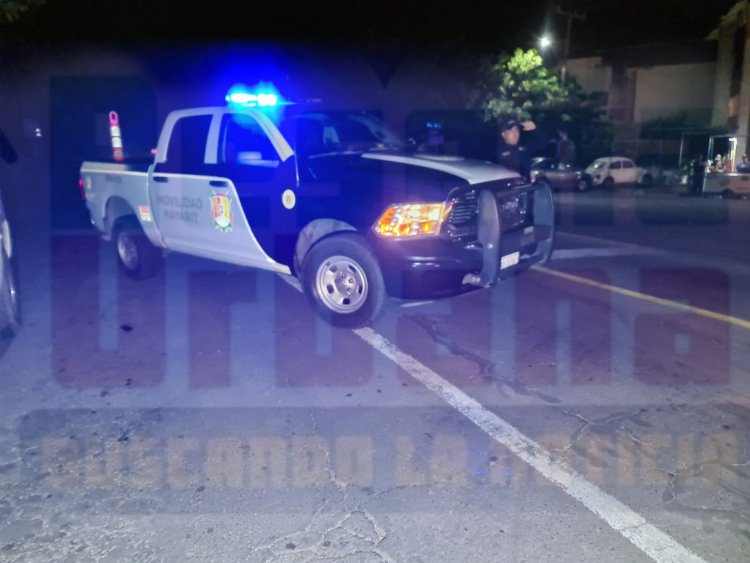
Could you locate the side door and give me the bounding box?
[621,159,637,183]
[210,112,299,270]
[149,113,214,254]
[608,159,623,183]
[148,112,292,272]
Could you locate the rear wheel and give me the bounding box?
[301,233,385,328]
[0,251,20,338]
[113,217,162,279]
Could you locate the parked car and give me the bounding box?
[530,157,592,192]
[635,157,690,187]
[0,189,19,337]
[585,156,653,188]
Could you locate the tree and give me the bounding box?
[471,48,611,165]
[474,48,585,121]
[0,0,44,23]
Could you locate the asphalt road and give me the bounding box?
[0,186,749,562]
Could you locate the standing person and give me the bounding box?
[556,129,576,167]
[496,118,547,180]
[691,154,706,194]
[736,153,750,172]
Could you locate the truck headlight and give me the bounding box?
[373,202,452,237]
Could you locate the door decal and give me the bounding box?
[211,191,233,232]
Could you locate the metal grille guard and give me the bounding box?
[462,182,554,288]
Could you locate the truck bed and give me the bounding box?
[82,158,153,173]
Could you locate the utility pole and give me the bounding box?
[556,5,586,85]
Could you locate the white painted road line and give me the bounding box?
[279,273,706,562]
[352,327,706,563]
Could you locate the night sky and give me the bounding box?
[0,0,741,57]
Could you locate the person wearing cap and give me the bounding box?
[496,118,547,179]
[711,154,725,173]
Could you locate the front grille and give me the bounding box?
[447,190,477,226]
[445,181,532,241]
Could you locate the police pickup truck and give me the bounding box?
[81,95,553,327]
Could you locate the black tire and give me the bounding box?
[301,233,385,328]
[602,176,614,190]
[721,189,734,199]
[113,217,162,280]
[640,174,653,188]
[0,251,20,339]
[575,176,590,192]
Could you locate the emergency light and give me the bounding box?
[226,91,277,107]
[225,84,283,108]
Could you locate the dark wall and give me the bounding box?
[50,76,157,229]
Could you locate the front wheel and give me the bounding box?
[113,217,162,280]
[301,233,385,328]
[575,177,590,192]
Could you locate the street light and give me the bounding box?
[539,35,552,50]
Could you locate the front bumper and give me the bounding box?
[369,183,554,299]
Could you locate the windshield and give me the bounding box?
[295,112,405,157]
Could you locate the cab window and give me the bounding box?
[161,115,212,174]
[609,161,622,170]
[219,114,279,181]
[220,115,279,166]
[622,160,634,169]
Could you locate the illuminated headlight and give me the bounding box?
[374,202,452,237]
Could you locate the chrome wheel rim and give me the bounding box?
[315,255,368,314]
[117,233,139,271]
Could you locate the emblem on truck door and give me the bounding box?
[282,189,296,210]
[210,191,233,232]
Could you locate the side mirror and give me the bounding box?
[237,151,279,168]
[237,151,262,163]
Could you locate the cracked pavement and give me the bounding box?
[1,189,750,561]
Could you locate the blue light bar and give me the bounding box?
[226,83,281,108]
[226,91,278,107]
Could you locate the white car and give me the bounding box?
[0,191,19,337]
[585,157,653,188]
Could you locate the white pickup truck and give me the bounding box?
[81,103,554,327]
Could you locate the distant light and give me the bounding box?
[540,35,552,50]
